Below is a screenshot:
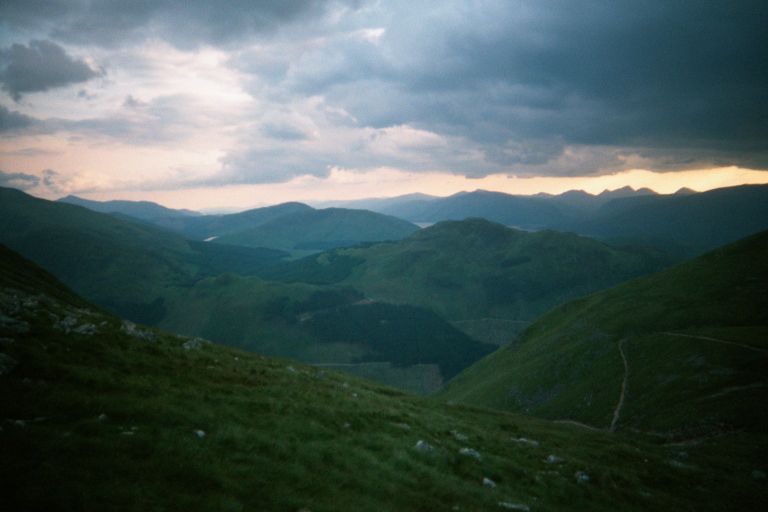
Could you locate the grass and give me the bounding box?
[441,230,768,439]
[2,281,767,510]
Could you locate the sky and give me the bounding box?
[0,0,766,210]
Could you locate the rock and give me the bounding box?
[351,393,358,398]
[182,337,208,350]
[121,321,156,341]
[342,422,351,429]
[0,352,18,375]
[511,437,539,447]
[194,429,206,438]
[97,413,108,421]
[120,431,134,436]
[459,447,482,460]
[0,314,29,334]
[73,323,98,335]
[545,454,564,464]
[574,470,590,484]
[394,422,411,430]
[414,440,435,453]
[752,470,767,481]
[498,502,529,511]
[482,477,497,488]
[451,430,469,441]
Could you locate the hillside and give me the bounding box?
[151,201,315,240]
[0,189,490,391]
[363,185,768,258]
[0,187,287,323]
[570,184,768,256]
[441,230,768,439]
[264,218,670,343]
[216,207,419,253]
[1,244,766,511]
[58,195,201,222]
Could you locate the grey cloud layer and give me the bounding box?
[0,0,358,48]
[0,40,102,100]
[1,0,766,183]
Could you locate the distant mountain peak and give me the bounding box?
[674,187,697,195]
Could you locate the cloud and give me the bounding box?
[0,105,36,131]
[0,40,102,100]
[255,0,768,176]
[1,1,766,187]
[0,0,361,49]
[0,170,40,190]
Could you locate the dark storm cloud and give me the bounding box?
[272,0,768,175]
[0,105,36,131]
[0,0,359,49]
[0,40,102,100]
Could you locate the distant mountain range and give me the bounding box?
[60,184,768,258]
[336,184,768,257]
[59,195,202,221]
[59,196,419,255]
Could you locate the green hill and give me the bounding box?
[216,207,419,253]
[0,187,286,323]
[2,244,766,511]
[58,195,201,222]
[441,230,768,439]
[264,218,671,343]
[151,201,315,240]
[0,189,490,390]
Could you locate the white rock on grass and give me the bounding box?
[451,430,469,441]
[414,440,435,453]
[574,470,590,484]
[498,502,529,511]
[482,477,497,488]
[459,447,482,460]
[511,437,539,447]
[121,321,155,341]
[182,337,209,350]
[194,429,206,439]
[544,454,564,464]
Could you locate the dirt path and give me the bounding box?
[552,419,605,432]
[610,338,629,432]
[662,332,768,354]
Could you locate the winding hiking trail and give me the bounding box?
[662,332,768,354]
[610,338,629,432]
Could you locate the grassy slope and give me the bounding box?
[441,230,768,438]
[0,187,286,323]
[0,190,490,390]
[216,207,419,252]
[152,201,314,240]
[1,245,766,511]
[266,219,670,326]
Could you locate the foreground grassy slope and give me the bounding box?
[442,230,768,438]
[1,245,766,511]
[265,219,670,341]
